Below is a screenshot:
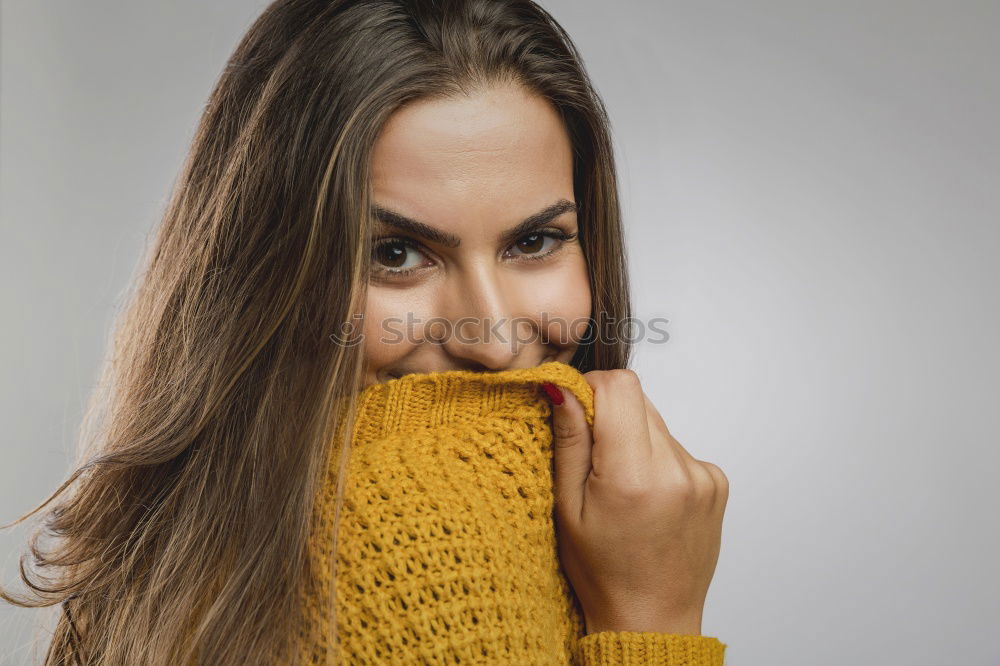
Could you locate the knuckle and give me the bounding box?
[702,461,729,491]
[689,462,715,489]
[611,368,642,389]
[607,472,656,503]
[589,368,641,391]
[584,368,642,394]
[695,460,730,506]
[654,466,696,503]
[622,484,657,506]
[552,419,578,442]
[676,472,699,500]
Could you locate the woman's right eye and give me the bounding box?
[371,238,432,277]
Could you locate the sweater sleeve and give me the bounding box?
[575,631,727,665]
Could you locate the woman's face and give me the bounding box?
[361,82,591,387]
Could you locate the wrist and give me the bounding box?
[584,610,703,636]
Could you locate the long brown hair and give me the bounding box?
[1,1,632,663]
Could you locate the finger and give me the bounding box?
[586,369,653,482]
[639,393,728,508]
[641,392,695,465]
[544,382,593,523]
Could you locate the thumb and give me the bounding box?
[540,382,593,524]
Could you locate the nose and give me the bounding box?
[435,265,530,371]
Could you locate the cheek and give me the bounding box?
[361,288,427,367]
[515,255,592,343]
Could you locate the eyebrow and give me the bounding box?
[369,199,578,248]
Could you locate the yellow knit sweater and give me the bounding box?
[299,361,727,664]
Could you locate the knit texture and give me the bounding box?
[298,361,727,664]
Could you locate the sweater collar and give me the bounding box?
[344,360,596,443]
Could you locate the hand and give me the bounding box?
[541,369,729,635]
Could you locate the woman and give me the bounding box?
[1,0,729,663]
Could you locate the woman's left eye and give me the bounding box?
[505,230,576,259]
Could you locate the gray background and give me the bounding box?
[2,1,998,664]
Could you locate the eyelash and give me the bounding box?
[370,228,579,279]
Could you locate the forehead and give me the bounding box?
[369,83,574,224]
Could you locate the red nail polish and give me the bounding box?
[539,382,564,405]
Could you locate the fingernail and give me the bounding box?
[539,382,564,405]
